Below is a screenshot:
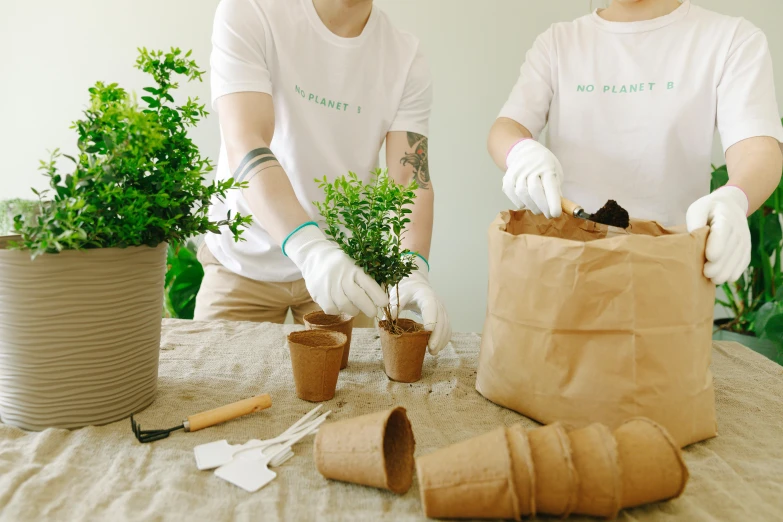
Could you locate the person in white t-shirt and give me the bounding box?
[194,0,451,355]
[489,0,783,285]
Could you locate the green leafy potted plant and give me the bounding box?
[315,169,431,382]
[711,122,783,365]
[0,48,250,430]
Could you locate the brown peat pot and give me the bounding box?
[314,407,415,494]
[287,330,347,402]
[378,318,430,383]
[303,311,354,370]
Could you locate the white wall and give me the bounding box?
[2,1,782,331]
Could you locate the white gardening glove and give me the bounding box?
[284,224,389,317]
[390,256,451,355]
[502,139,563,219]
[686,186,750,285]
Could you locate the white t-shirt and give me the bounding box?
[207,0,432,282]
[500,0,783,226]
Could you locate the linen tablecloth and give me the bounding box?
[1,319,782,521]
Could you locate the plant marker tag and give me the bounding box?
[212,410,329,492]
[193,405,328,471]
[214,452,277,493]
[194,439,265,471]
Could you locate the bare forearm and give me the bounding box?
[226,139,310,245]
[488,117,533,171]
[726,136,783,213]
[403,187,433,259]
[388,131,433,259]
[217,93,310,244]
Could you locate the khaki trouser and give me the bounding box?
[194,243,375,326]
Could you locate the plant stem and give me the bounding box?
[395,284,400,325]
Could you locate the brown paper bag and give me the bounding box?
[476,210,716,447]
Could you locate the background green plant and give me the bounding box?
[0,199,40,236]
[315,169,417,327]
[712,119,783,361]
[11,48,250,257]
[164,241,203,319]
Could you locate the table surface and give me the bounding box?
[1,319,782,522]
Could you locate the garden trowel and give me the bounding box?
[131,393,272,443]
[561,198,630,228]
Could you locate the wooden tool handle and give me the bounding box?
[186,393,272,432]
[561,198,582,217]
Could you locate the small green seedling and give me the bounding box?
[315,168,418,331]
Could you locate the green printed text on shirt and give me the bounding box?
[576,81,676,94]
[295,84,352,112]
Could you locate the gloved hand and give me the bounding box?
[390,256,451,355]
[284,223,388,317]
[502,138,563,219]
[686,186,750,285]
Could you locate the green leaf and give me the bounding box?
[141,96,160,108]
[709,165,729,192]
[11,48,249,261]
[761,313,783,353]
[753,301,782,337]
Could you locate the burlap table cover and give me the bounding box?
[1,319,781,521]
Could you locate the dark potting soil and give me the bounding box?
[380,318,425,335]
[592,200,630,228]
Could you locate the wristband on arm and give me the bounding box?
[282,221,319,257]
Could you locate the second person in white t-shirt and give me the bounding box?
[195,0,451,355]
[489,0,783,286]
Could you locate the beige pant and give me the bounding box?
[194,243,375,326]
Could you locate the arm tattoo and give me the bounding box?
[234,147,280,183]
[244,163,279,183]
[400,132,430,189]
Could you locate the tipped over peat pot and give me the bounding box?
[416,419,688,520]
[378,318,430,383]
[0,236,167,430]
[314,407,416,494]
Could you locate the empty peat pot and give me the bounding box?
[415,418,689,520]
[416,425,523,520]
[378,318,430,383]
[303,312,354,370]
[314,407,416,494]
[614,417,689,509]
[568,423,622,518]
[287,330,347,402]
